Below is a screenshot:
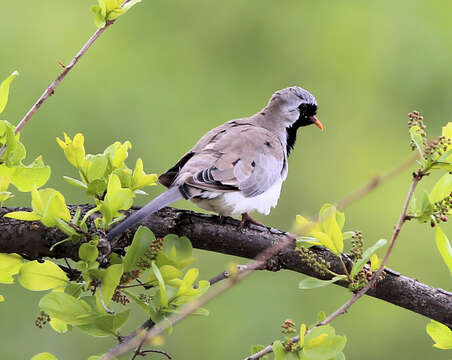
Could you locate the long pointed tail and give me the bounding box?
[107,186,184,241]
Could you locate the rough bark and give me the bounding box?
[1,205,451,327]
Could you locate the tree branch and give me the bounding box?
[0,205,451,328]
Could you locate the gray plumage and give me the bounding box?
[107,86,321,241]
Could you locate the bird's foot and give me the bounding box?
[239,213,266,229]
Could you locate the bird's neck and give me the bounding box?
[252,106,297,155]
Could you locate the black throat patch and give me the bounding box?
[286,103,317,156]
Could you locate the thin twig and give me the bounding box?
[335,153,419,210]
[246,173,422,360]
[0,1,134,156]
[140,350,172,359]
[207,265,251,286]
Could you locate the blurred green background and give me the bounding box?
[1,1,452,359]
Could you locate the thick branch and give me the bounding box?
[0,205,451,327]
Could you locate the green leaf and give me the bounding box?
[310,231,340,255]
[350,239,387,278]
[91,5,106,28]
[4,210,41,221]
[151,261,168,308]
[104,141,131,169]
[65,283,82,299]
[0,253,23,284]
[317,311,327,322]
[86,179,107,196]
[430,173,452,203]
[435,227,452,276]
[49,317,69,333]
[94,309,131,335]
[100,174,134,224]
[143,264,182,285]
[79,242,99,263]
[96,264,123,313]
[131,158,158,190]
[123,226,155,271]
[0,70,19,115]
[31,353,58,360]
[56,133,86,169]
[31,188,71,227]
[299,276,346,290]
[177,268,199,296]
[426,320,452,349]
[299,323,307,348]
[64,176,88,190]
[409,125,424,156]
[417,191,434,222]
[272,340,287,360]
[39,292,96,325]
[82,154,108,182]
[319,205,344,253]
[303,325,347,360]
[7,156,51,192]
[18,260,68,291]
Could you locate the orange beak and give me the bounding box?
[311,115,324,131]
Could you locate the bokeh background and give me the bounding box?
[1,1,452,359]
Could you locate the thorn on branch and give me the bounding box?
[57,60,67,69]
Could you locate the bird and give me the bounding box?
[107,86,323,241]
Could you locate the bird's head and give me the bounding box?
[267,86,323,154]
[269,86,323,130]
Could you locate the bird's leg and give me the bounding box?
[218,215,225,224]
[240,213,266,228]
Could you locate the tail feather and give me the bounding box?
[107,186,184,241]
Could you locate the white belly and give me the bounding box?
[190,179,283,216]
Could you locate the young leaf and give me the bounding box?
[151,261,168,308]
[131,158,158,190]
[319,206,344,253]
[299,323,307,348]
[123,226,155,271]
[100,174,134,224]
[435,227,452,276]
[31,353,58,360]
[64,176,88,189]
[272,340,287,360]
[350,239,387,278]
[310,231,341,255]
[0,70,19,115]
[177,268,199,296]
[409,125,424,156]
[299,276,346,290]
[426,320,452,349]
[56,133,86,169]
[93,309,131,335]
[49,317,69,334]
[96,264,124,312]
[370,253,382,271]
[39,292,96,325]
[0,253,23,284]
[18,260,68,291]
[79,242,99,263]
[9,156,51,192]
[430,173,452,204]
